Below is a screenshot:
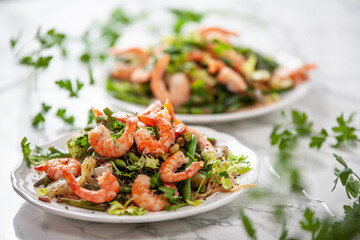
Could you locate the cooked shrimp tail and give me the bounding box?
[159,151,204,183]
[63,169,119,204]
[132,174,167,211]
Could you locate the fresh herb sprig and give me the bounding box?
[271,111,359,152]
[169,9,204,34]
[56,108,75,125]
[32,102,52,128]
[55,79,84,98]
[332,154,360,199]
[21,137,69,167]
[239,209,257,240]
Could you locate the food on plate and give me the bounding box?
[106,27,316,114]
[23,99,255,215]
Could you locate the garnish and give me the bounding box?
[56,108,75,125]
[169,9,204,34]
[32,102,52,128]
[55,79,84,98]
[108,199,147,216]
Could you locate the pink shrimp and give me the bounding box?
[135,114,175,155]
[199,27,239,43]
[132,174,167,211]
[159,151,204,183]
[88,112,138,158]
[111,62,135,80]
[150,54,191,107]
[110,47,149,67]
[110,47,150,83]
[274,64,317,85]
[63,169,119,204]
[206,44,246,73]
[188,49,225,74]
[217,66,247,93]
[185,127,216,155]
[34,158,81,180]
[92,108,103,118]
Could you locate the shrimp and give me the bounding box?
[110,47,150,83]
[34,158,81,180]
[159,151,204,183]
[130,68,151,83]
[110,47,149,67]
[188,49,225,74]
[206,44,246,72]
[217,66,247,93]
[63,169,119,204]
[150,54,191,107]
[111,62,135,80]
[88,112,138,158]
[166,73,191,107]
[185,127,216,155]
[199,27,239,43]
[273,64,317,85]
[92,108,103,118]
[132,174,167,211]
[135,114,175,155]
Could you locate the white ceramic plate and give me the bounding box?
[104,53,311,123]
[11,126,259,223]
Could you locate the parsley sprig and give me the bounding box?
[56,108,75,125]
[55,79,84,98]
[332,154,360,199]
[271,110,359,151]
[169,9,204,34]
[32,102,52,128]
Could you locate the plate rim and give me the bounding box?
[11,126,259,223]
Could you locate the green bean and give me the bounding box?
[95,116,105,123]
[128,152,139,162]
[119,186,132,193]
[115,159,127,168]
[33,175,53,187]
[103,107,114,119]
[57,198,108,211]
[200,185,206,193]
[183,135,197,202]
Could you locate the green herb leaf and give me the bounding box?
[32,103,52,128]
[239,209,257,240]
[309,129,328,149]
[150,172,161,188]
[56,108,75,125]
[169,9,204,34]
[87,109,95,125]
[331,113,358,148]
[331,154,360,199]
[21,137,32,167]
[55,79,84,98]
[300,208,320,239]
[10,30,21,49]
[108,199,147,216]
[159,186,176,200]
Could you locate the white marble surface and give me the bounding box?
[1,0,360,239]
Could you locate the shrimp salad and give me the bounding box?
[22,99,254,215]
[106,27,316,114]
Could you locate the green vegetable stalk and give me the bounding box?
[57,198,108,211]
[183,134,197,202]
